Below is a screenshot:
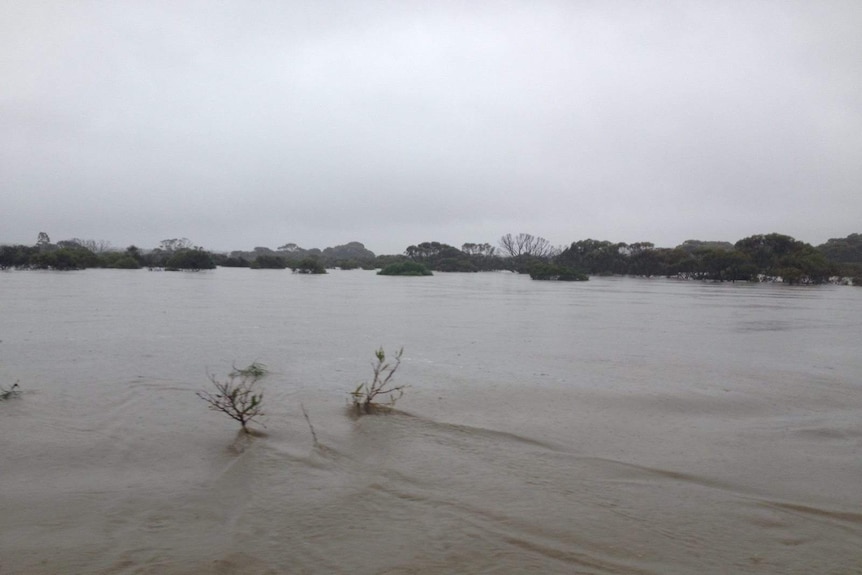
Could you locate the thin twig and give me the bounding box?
[350,347,407,414]
[300,403,319,447]
[197,370,265,433]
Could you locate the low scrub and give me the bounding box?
[378,262,432,276]
[350,347,407,414]
[291,257,327,274]
[165,248,216,271]
[529,263,588,281]
[250,255,287,269]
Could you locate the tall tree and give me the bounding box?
[159,238,194,253]
[817,233,862,264]
[461,242,496,256]
[498,233,555,258]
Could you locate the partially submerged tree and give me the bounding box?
[292,257,327,274]
[350,347,407,415]
[60,238,113,253]
[165,247,216,271]
[250,254,287,269]
[159,238,194,253]
[498,233,556,259]
[528,262,588,281]
[378,261,432,276]
[29,245,99,270]
[461,242,496,257]
[197,363,267,433]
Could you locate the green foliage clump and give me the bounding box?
[0,245,38,269]
[250,255,287,269]
[213,254,251,267]
[552,233,838,283]
[378,261,432,276]
[30,246,98,270]
[817,233,862,264]
[197,363,268,433]
[114,256,141,269]
[734,233,834,284]
[402,241,503,272]
[165,248,216,271]
[232,361,268,378]
[333,259,360,270]
[111,255,142,269]
[435,258,478,272]
[96,246,144,269]
[528,263,588,281]
[292,257,327,274]
[351,347,407,415]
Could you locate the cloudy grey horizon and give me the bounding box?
[2,1,860,256]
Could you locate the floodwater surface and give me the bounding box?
[1,269,860,574]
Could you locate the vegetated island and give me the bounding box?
[2,232,861,286]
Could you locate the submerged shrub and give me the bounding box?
[250,255,287,269]
[291,257,327,274]
[231,361,268,379]
[528,262,588,281]
[165,248,216,271]
[0,382,21,401]
[350,347,408,415]
[197,363,268,433]
[377,262,432,276]
[111,256,142,269]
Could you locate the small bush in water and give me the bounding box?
[350,347,407,415]
[377,262,432,276]
[197,363,268,433]
[0,382,21,401]
[231,361,268,379]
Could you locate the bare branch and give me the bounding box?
[350,347,408,415]
[499,233,554,259]
[197,367,266,433]
[300,403,319,447]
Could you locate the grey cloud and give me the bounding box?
[2,1,860,254]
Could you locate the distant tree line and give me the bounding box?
[382,232,860,284]
[553,234,840,284]
[219,241,374,272]
[0,234,215,271]
[3,231,860,285]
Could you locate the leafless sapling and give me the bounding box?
[350,347,407,415]
[197,363,267,433]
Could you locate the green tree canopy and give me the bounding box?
[378,261,432,276]
[735,233,833,283]
[291,257,327,274]
[528,262,588,281]
[250,255,287,269]
[165,248,216,271]
[817,233,862,264]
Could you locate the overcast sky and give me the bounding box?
[2,1,860,255]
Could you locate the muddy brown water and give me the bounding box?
[1,269,860,574]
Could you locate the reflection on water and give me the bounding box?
[1,269,861,574]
